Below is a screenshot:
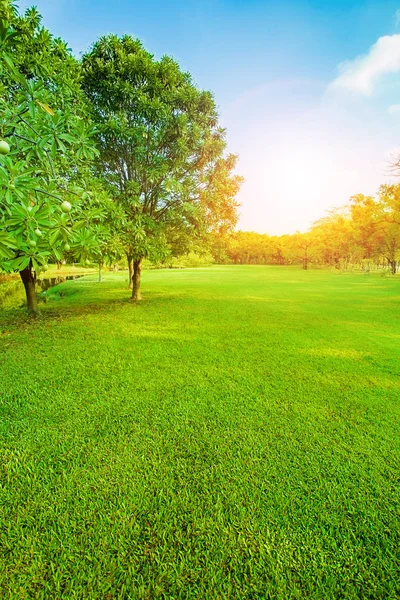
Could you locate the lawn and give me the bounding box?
[0,266,399,599]
[0,265,97,311]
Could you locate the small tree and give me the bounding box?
[288,232,321,270]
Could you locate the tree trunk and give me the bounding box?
[131,257,143,301]
[20,262,38,316]
[56,261,63,270]
[98,262,103,283]
[127,254,133,289]
[302,249,309,270]
[391,260,396,275]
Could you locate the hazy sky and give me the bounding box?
[18,0,400,234]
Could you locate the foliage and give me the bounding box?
[0,2,103,312]
[212,185,400,272]
[349,187,400,272]
[67,182,125,272]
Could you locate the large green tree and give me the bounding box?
[0,2,99,314]
[81,35,242,300]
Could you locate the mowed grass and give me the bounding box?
[0,266,399,599]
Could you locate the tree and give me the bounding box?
[349,194,381,266]
[223,231,273,264]
[0,4,98,314]
[288,231,321,270]
[350,189,400,273]
[81,35,242,300]
[371,185,400,273]
[312,208,357,270]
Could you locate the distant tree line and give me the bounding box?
[210,185,400,273]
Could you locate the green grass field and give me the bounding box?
[1,266,399,599]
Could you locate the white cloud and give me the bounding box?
[329,34,400,95]
[388,103,400,113]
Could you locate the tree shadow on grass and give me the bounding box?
[0,285,134,328]
[0,280,190,330]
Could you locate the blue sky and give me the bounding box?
[19,0,400,233]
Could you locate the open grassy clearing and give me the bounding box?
[1,266,399,599]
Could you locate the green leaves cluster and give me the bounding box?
[0,5,101,275]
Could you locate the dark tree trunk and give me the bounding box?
[56,261,63,270]
[127,254,133,289]
[20,262,38,316]
[391,260,397,275]
[131,257,143,301]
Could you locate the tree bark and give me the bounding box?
[20,262,38,316]
[98,262,103,283]
[131,257,143,301]
[127,254,133,289]
[391,260,397,275]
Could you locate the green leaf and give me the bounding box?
[9,254,30,271]
[36,101,55,116]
